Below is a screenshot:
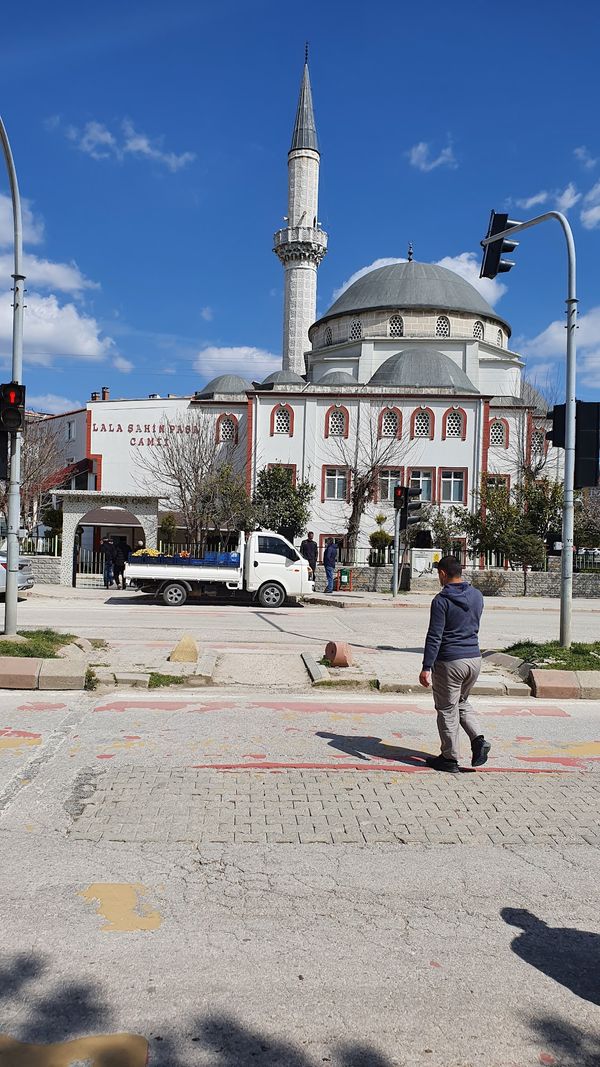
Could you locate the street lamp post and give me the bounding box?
[481,210,577,647]
[0,117,25,636]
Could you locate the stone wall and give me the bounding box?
[411,568,600,598]
[313,565,409,593]
[25,556,61,584]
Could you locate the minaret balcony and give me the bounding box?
[273,225,328,265]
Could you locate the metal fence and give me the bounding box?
[574,550,600,572]
[20,535,61,556]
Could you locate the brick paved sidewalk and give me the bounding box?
[69,766,600,847]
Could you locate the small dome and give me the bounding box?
[314,260,510,336]
[369,348,478,393]
[316,370,357,385]
[261,369,306,385]
[196,373,253,398]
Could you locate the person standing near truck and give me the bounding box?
[323,538,338,594]
[300,531,318,579]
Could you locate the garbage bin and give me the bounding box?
[335,567,353,591]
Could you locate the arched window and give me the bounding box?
[349,319,362,341]
[489,419,508,448]
[270,403,294,436]
[217,414,238,444]
[325,405,349,438]
[436,315,451,338]
[531,429,545,454]
[324,326,333,346]
[442,408,466,440]
[389,314,404,338]
[411,407,434,439]
[497,329,503,346]
[473,320,484,340]
[378,407,402,439]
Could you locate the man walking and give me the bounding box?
[419,555,491,772]
[323,538,338,593]
[300,531,318,580]
[100,536,115,590]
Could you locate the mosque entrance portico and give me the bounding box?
[55,491,162,586]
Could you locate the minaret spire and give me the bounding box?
[273,51,328,374]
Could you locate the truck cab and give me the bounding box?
[245,531,313,607]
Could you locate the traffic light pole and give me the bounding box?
[482,210,577,647]
[0,118,25,636]
[392,505,401,597]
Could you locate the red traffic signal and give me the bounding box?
[0,382,25,432]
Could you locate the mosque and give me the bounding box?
[42,56,559,572]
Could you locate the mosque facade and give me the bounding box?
[41,58,560,561]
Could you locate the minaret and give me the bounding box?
[273,49,328,374]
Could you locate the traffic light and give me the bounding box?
[393,485,404,509]
[399,486,422,532]
[0,382,25,432]
[546,401,600,489]
[480,211,519,280]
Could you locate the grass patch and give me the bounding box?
[148,672,186,688]
[84,667,98,691]
[504,640,600,671]
[0,629,77,659]
[89,638,109,650]
[319,656,331,667]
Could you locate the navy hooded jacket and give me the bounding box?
[422,581,484,669]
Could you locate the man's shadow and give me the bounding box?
[502,908,600,1006]
[317,731,430,767]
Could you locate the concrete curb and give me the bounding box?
[187,651,218,687]
[302,653,330,684]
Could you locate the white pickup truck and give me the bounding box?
[125,530,314,607]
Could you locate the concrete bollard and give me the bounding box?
[325,640,353,667]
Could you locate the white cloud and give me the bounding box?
[0,252,98,295]
[113,355,134,373]
[581,180,600,229]
[516,191,549,210]
[0,193,45,247]
[580,348,600,389]
[407,140,457,173]
[555,182,581,213]
[332,251,506,307]
[27,393,83,414]
[520,306,600,390]
[0,291,114,366]
[200,306,213,321]
[194,345,280,383]
[574,145,597,170]
[55,117,195,172]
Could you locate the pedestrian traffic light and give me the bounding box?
[480,211,519,280]
[399,486,422,532]
[393,485,404,509]
[0,382,25,432]
[546,401,600,488]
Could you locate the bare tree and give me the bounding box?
[507,373,562,482]
[133,409,248,545]
[0,416,67,531]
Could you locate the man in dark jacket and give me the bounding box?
[323,539,338,593]
[419,555,491,772]
[300,531,318,579]
[100,537,115,589]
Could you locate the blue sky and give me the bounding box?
[1,0,599,412]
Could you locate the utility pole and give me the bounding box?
[0,118,25,636]
[480,210,577,648]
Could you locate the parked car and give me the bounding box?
[0,554,35,596]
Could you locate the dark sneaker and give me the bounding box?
[425,754,460,773]
[471,736,491,768]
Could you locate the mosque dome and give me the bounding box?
[314,260,510,335]
[261,369,306,386]
[368,348,478,393]
[316,370,357,385]
[196,374,253,398]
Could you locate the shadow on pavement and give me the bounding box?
[502,908,600,1006]
[316,731,430,766]
[528,1015,600,1067]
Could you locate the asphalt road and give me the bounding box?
[0,686,598,1066]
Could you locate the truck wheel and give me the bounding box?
[258,581,286,608]
[161,582,188,606]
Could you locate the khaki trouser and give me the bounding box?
[432,657,482,762]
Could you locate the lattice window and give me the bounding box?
[445,411,463,438]
[389,314,404,338]
[349,319,362,341]
[532,429,545,454]
[219,417,236,443]
[489,420,506,447]
[274,407,291,434]
[473,320,484,340]
[328,409,347,436]
[413,410,431,438]
[324,326,333,346]
[381,409,399,438]
[497,329,503,346]
[436,315,450,337]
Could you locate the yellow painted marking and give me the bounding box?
[0,737,40,752]
[527,740,600,758]
[80,883,161,932]
[0,1033,148,1066]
